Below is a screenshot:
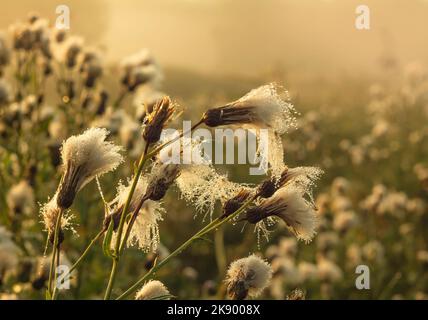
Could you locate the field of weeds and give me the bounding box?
[0,12,427,300]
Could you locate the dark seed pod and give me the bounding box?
[257,179,277,198]
[203,108,223,127]
[243,206,266,224]
[49,228,64,246]
[221,190,251,219]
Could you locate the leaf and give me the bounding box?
[103,220,115,258]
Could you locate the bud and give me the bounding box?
[142,97,175,144]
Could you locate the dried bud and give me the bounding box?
[142,97,175,144]
[221,190,251,219]
[145,164,180,201]
[203,104,257,127]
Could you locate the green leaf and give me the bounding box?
[103,220,115,258]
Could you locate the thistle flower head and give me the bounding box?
[39,195,74,243]
[317,256,343,283]
[56,127,123,209]
[244,186,318,243]
[120,49,163,91]
[176,164,247,221]
[135,280,171,300]
[54,36,84,68]
[257,166,323,198]
[145,162,180,201]
[9,22,33,51]
[142,96,176,144]
[108,177,164,252]
[203,83,296,133]
[78,48,103,88]
[222,189,252,219]
[6,180,35,215]
[0,226,21,274]
[133,87,166,121]
[225,254,272,300]
[126,200,164,252]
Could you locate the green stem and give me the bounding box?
[119,196,148,254]
[116,197,254,300]
[104,118,205,299]
[47,209,63,298]
[52,230,105,300]
[104,143,150,300]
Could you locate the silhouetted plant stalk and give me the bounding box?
[116,196,256,300]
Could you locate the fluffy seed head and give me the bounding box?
[203,83,296,133]
[6,180,35,215]
[176,165,247,221]
[244,186,318,243]
[145,162,180,201]
[56,127,123,209]
[135,280,171,300]
[225,254,272,300]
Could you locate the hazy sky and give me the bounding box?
[2,0,428,77]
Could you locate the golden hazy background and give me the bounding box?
[2,0,428,79]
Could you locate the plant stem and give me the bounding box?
[104,143,150,300]
[104,117,205,299]
[47,208,63,298]
[116,197,254,300]
[51,230,105,300]
[119,196,148,254]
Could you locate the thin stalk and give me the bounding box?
[51,230,105,300]
[119,196,149,254]
[116,197,255,300]
[104,143,150,300]
[105,117,205,299]
[47,209,63,298]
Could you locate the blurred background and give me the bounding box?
[0,0,427,300]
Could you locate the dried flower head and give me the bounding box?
[108,177,164,252]
[203,83,296,132]
[126,199,164,252]
[317,257,343,283]
[176,164,247,221]
[135,280,171,300]
[257,166,323,198]
[56,127,123,209]
[225,254,272,300]
[222,189,252,218]
[202,84,298,176]
[120,49,163,91]
[0,226,21,275]
[78,48,103,88]
[54,36,83,68]
[40,195,74,243]
[142,96,176,144]
[6,180,35,215]
[145,162,180,201]
[244,186,318,243]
